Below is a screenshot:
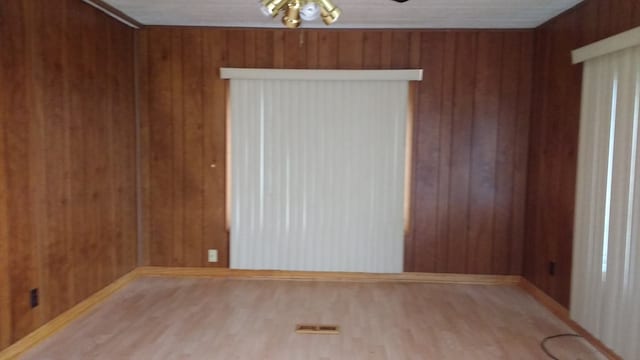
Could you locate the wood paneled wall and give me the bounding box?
[138,28,533,274]
[0,0,137,350]
[526,0,640,307]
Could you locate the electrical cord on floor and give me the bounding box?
[540,333,584,360]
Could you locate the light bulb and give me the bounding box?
[300,2,321,21]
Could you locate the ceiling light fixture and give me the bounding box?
[260,0,341,27]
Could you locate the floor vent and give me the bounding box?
[295,324,340,335]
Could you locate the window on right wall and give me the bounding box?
[571,27,640,359]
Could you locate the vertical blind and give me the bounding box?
[229,76,410,273]
[572,44,640,359]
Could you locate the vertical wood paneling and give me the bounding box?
[170,30,185,266]
[0,2,12,344]
[510,31,533,276]
[468,32,502,274]
[114,19,137,277]
[138,30,152,266]
[147,29,173,266]
[493,33,519,275]
[411,32,444,273]
[226,30,245,67]
[337,32,363,69]
[3,0,42,341]
[0,0,137,350]
[526,0,640,307]
[243,30,256,68]
[390,32,411,69]
[182,29,205,266]
[380,32,393,68]
[362,32,382,69]
[272,31,285,68]
[284,31,306,68]
[317,31,338,69]
[37,0,71,320]
[434,33,457,273]
[84,8,108,296]
[139,28,533,276]
[67,0,89,308]
[255,30,274,68]
[447,32,477,274]
[305,31,319,69]
[206,31,229,267]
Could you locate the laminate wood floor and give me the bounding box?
[23,278,605,359]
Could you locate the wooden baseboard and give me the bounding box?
[136,267,522,285]
[0,270,139,360]
[518,278,621,360]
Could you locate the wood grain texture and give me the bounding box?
[0,45,10,349]
[0,0,137,351]
[20,277,606,359]
[0,269,518,359]
[525,0,640,307]
[138,28,534,274]
[137,267,522,285]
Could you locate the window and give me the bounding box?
[223,69,421,273]
[571,29,640,359]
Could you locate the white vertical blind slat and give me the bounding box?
[571,45,640,359]
[230,78,408,273]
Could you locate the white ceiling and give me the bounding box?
[103,0,583,29]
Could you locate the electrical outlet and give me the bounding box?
[30,288,39,308]
[208,249,218,263]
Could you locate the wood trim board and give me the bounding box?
[136,267,522,285]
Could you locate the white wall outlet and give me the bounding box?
[208,249,218,263]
